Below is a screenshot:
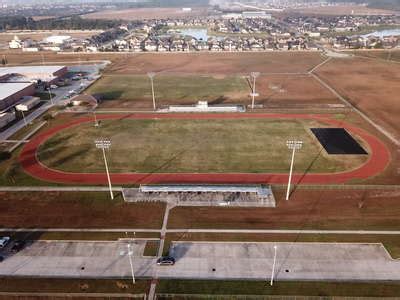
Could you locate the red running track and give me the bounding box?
[19,113,391,185]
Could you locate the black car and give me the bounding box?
[156,256,175,266]
[11,241,26,253]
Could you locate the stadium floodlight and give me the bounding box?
[94,139,113,200]
[250,72,260,109]
[127,242,136,285]
[286,140,303,201]
[270,245,277,286]
[147,72,156,110]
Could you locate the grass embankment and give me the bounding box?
[0,192,165,229]
[38,118,366,174]
[0,277,150,294]
[88,74,249,108]
[4,231,159,241]
[156,280,400,297]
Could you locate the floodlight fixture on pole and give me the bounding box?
[147,72,156,110]
[250,72,260,109]
[95,139,113,200]
[270,245,277,286]
[127,242,136,285]
[286,140,303,201]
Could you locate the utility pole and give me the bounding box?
[250,72,260,109]
[94,139,113,200]
[270,245,277,286]
[286,140,303,201]
[41,53,54,105]
[147,72,156,110]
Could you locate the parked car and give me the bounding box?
[0,256,4,262]
[11,240,26,253]
[156,256,175,266]
[0,237,10,248]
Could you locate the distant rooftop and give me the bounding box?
[0,65,65,77]
[0,82,33,101]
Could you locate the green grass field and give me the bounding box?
[38,118,367,173]
[87,74,249,107]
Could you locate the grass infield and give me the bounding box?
[37,118,367,174]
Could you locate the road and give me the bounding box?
[1,241,400,281]
[0,64,103,142]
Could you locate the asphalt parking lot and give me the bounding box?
[1,241,400,281]
[0,240,155,278]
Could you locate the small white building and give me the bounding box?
[15,96,41,112]
[9,36,22,49]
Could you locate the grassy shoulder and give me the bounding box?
[156,280,400,297]
[3,231,159,241]
[0,277,150,294]
[162,232,400,258]
[0,191,165,229]
[37,118,367,174]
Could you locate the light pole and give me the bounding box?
[93,111,99,127]
[127,242,136,285]
[270,245,277,286]
[94,139,113,200]
[250,72,260,109]
[286,140,303,201]
[22,110,27,126]
[147,72,156,110]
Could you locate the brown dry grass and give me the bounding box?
[256,74,341,107]
[316,57,400,141]
[0,191,165,229]
[168,189,400,230]
[82,7,208,20]
[105,52,325,75]
[291,5,395,15]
